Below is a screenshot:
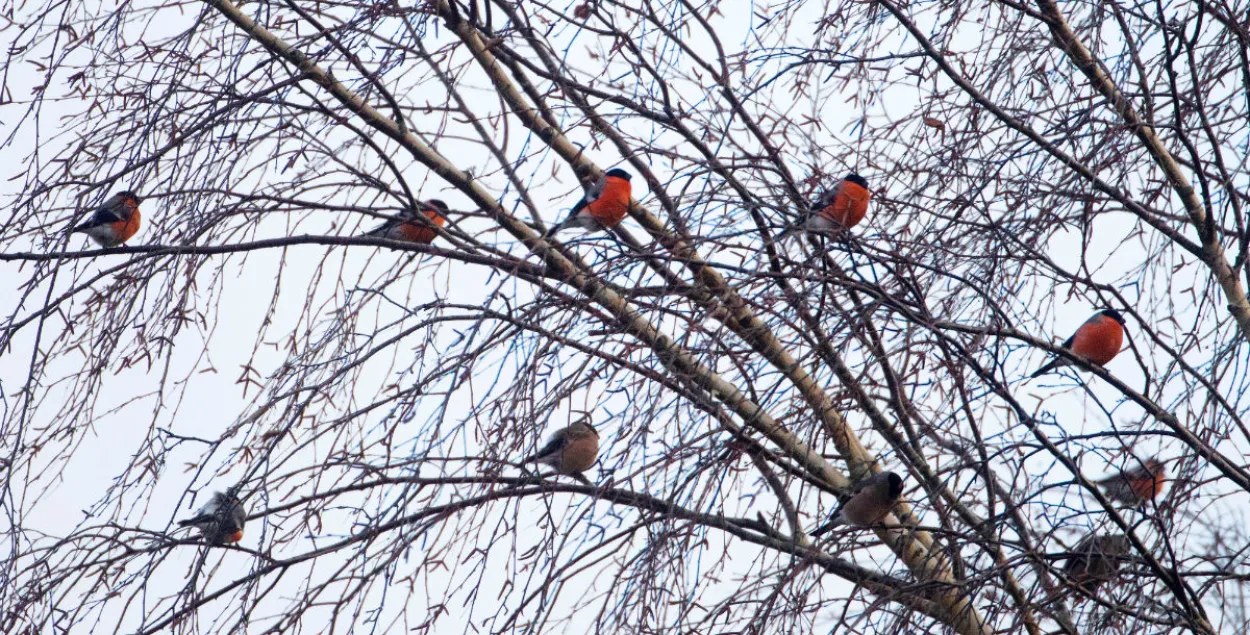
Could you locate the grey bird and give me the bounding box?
[811,471,904,536]
[1062,533,1132,596]
[179,486,247,545]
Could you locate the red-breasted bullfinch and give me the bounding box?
[811,471,903,535]
[1030,309,1127,378]
[1062,533,1132,596]
[71,191,142,247]
[179,487,247,545]
[806,173,871,232]
[364,199,449,244]
[521,419,600,485]
[1096,458,1166,506]
[546,168,632,236]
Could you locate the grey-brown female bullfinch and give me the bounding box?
[1030,309,1127,378]
[810,471,904,535]
[1062,533,1132,595]
[71,191,142,247]
[806,173,871,232]
[1096,458,1166,506]
[179,486,247,545]
[521,419,600,485]
[546,168,632,236]
[364,199,449,244]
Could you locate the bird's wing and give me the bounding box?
[76,195,128,229]
[588,173,608,200]
[226,503,247,532]
[366,206,424,236]
[178,512,215,527]
[809,186,838,213]
[363,222,394,237]
[570,173,607,215]
[852,472,888,494]
[1029,329,1080,378]
[521,432,567,464]
[1060,332,1077,350]
[95,195,130,222]
[821,474,877,525]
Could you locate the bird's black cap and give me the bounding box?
[117,190,142,203]
[886,472,904,498]
[844,173,868,189]
[1098,309,1126,326]
[605,168,632,180]
[424,199,450,213]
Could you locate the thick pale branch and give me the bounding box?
[1033,0,1250,344]
[198,0,847,533]
[434,4,989,632]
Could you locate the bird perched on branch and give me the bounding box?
[807,172,871,232]
[179,486,247,545]
[71,191,143,247]
[546,168,632,237]
[364,199,449,244]
[1096,458,1166,506]
[521,419,600,485]
[772,173,871,245]
[1062,533,1132,596]
[811,471,903,536]
[1030,309,1127,378]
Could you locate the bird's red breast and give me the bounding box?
[109,204,142,244]
[1127,463,1166,502]
[585,175,632,228]
[1129,472,1165,502]
[559,434,600,474]
[1069,314,1124,366]
[397,206,446,244]
[817,179,871,228]
[224,529,244,543]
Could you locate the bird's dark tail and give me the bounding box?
[770,222,804,245]
[1029,359,1060,379]
[178,515,210,527]
[809,519,838,537]
[543,220,566,239]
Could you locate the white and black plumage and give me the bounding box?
[178,486,247,545]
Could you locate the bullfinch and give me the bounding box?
[1095,458,1166,506]
[71,191,142,247]
[806,173,871,232]
[179,486,247,545]
[1062,533,1132,596]
[810,471,904,535]
[1030,309,1127,378]
[364,199,449,244]
[546,168,632,236]
[521,419,600,485]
